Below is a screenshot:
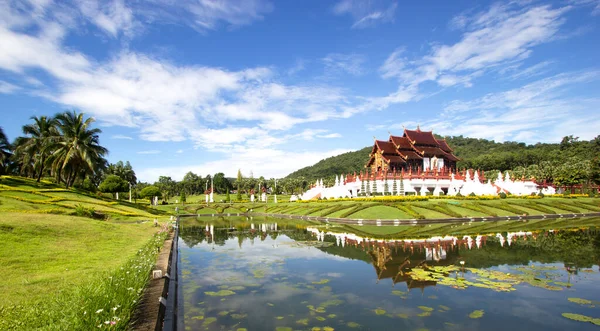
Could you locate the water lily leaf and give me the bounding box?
[203,317,217,326]
[218,311,229,316]
[229,285,246,291]
[418,306,434,312]
[205,290,235,296]
[191,315,204,320]
[237,328,248,331]
[252,270,265,278]
[275,327,293,331]
[296,318,309,325]
[315,307,326,313]
[469,310,484,319]
[417,311,431,317]
[276,316,284,320]
[312,279,330,285]
[374,308,386,315]
[327,314,337,318]
[320,299,344,307]
[347,322,360,328]
[439,305,451,311]
[397,313,409,319]
[267,303,275,307]
[231,313,247,319]
[562,313,594,322]
[568,298,594,306]
[323,327,334,331]
[316,316,326,321]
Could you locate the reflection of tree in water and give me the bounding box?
[178,220,315,249]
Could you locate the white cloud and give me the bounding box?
[140,0,273,32]
[333,0,397,29]
[137,150,161,154]
[176,149,183,154]
[504,60,555,80]
[322,53,367,76]
[287,59,306,75]
[318,133,342,139]
[432,71,600,142]
[77,0,136,37]
[136,147,351,182]
[380,3,569,87]
[0,81,19,94]
[111,134,133,140]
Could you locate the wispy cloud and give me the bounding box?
[176,149,183,154]
[333,0,397,29]
[0,81,19,94]
[111,134,133,140]
[136,147,351,181]
[503,60,555,81]
[434,71,600,142]
[287,58,306,75]
[137,150,161,154]
[317,133,342,139]
[322,53,366,77]
[380,3,569,88]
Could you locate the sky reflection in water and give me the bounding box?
[179,217,600,331]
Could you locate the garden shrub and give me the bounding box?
[537,192,544,198]
[469,192,476,197]
[499,192,507,199]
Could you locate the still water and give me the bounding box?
[179,217,600,331]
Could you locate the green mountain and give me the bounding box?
[285,135,600,185]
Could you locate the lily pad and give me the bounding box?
[439,305,451,311]
[312,279,330,285]
[276,316,284,320]
[347,322,360,328]
[205,290,236,296]
[203,317,217,326]
[417,311,431,317]
[374,308,386,315]
[562,313,593,322]
[327,314,337,318]
[397,313,409,319]
[469,310,484,319]
[418,306,434,312]
[296,318,309,325]
[231,313,247,319]
[316,316,326,321]
[275,328,293,331]
[568,298,594,306]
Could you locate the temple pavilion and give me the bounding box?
[366,127,459,173]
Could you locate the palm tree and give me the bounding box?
[12,116,58,181]
[0,127,12,174]
[48,111,108,188]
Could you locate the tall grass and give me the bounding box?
[0,228,170,330]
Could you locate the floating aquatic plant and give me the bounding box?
[417,311,431,317]
[204,290,235,296]
[469,310,484,319]
[374,308,386,315]
[347,322,360,328]
[568,298,595,307]
[312,279,330,285]
[418,306,434,312]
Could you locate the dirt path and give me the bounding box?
[130,230,174,330]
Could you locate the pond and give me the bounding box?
[179,216,600,330]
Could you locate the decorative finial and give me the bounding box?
[416,124,421,132]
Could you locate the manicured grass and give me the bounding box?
[348,205,409,219]
[0,213,158,306]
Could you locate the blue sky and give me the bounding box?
[0,0,599,182]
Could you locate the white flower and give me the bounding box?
[96,309,104,314]
[112,307,118,311]
[459,261,465,265]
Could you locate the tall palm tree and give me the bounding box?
[12,116,58,181]
[48,111,108,188]
[0,127,12,174]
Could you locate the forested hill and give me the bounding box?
[285,135,600,184]
[285,147,371,180]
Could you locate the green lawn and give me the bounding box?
[0,213,158,306]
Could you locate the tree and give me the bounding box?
[179,190,186,204]
[156,176,176,201]
[98,175,128,199]
[399,178,405,196]
[47,111,108,188]
[140,185,162,202]
[105,161,137,186]
[383,176,389,195]
[0,127,12,174]
[13,116,57,182]
[213,172,231,194]
[392,178,398,195]
[236,169,242,201]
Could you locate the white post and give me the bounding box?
[274,178,277,203]
[210,176,214,203]
[129,183,132,203]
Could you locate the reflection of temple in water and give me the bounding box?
[306,227,551,288]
